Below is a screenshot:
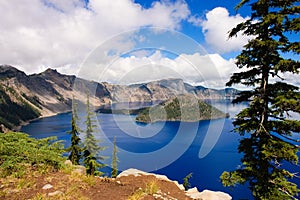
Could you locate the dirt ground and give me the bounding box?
[0,169,193,200]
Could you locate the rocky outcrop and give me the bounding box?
[0,65,104,129]
[186,188,232,200]
[118,168,232,200]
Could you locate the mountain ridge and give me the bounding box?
[0,65,239,131]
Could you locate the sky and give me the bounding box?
[0,0,297,88]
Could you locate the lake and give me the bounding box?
[21,100,300,199]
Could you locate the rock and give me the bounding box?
[48,190,63,197]
[72,165,86,175]
[42,184,53,190]
[64,160,72,166]
[0,124,9,133]
[186,188,232,200]
[173,181,185,191]
[186,187,200,199]
[116,181,121,185]
[117,168,145,177]
[7,189,19,194]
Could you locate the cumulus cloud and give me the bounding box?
[79,50,238,89]
[200,7,253,53]
[0,0,190,74]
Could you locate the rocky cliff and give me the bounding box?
[0,65,103,130]
[0,65,239,130]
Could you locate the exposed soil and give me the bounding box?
[0,170,193,200]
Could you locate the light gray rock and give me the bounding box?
[48,190,63,197]
[116,181,122,185]
[72,165,86,175]
[186,188,232,200]
[42,184,53,190]
[64,160,72,166]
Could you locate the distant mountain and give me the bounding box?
[0,65,239,131]
[0,65,103,130]
[135,94,228,123]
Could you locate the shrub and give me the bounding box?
[0,132,65,177]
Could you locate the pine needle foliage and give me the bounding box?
[83,93,106,175]
[221,0,300,199]
[111,136,119,178]
[66,99,83,165]
[0,132,64,178]
[183,173,193,191]
[83,149,103,176]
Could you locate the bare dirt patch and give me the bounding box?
[0,170,192,200]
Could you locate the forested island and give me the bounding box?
[135,94,228,123]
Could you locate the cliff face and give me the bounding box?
[105,78,238,103]
[0,65,239,129]
[0,65,104,129]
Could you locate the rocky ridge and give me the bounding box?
[0,65,239,130]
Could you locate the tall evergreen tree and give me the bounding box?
[66,99,82,165]
[83,93,105,175]
[111,136,119,178]
[221,0,300,199]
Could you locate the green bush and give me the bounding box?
[0,132,65,177]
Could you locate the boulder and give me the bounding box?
[72,165,86,175]
[42,184,53,190]
[64,160,72,166]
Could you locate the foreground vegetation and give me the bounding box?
[0,132,191,200]
[0,132,64,178]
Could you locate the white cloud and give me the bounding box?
[200,7,253,53]
[0,0,190,74]
[82,50,238,89]
[187,14,202,27]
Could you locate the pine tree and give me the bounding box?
[83,93,106,175]
[83,149,103,176]
[221,0,300,199]
[111,136,119,178]
[66,99,82,165]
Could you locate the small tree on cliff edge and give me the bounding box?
[66,98,83,165]
[83,93,106,175]
[111,136,119,178]
[221,0,300,199]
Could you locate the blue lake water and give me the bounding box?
[21,100,300,199]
